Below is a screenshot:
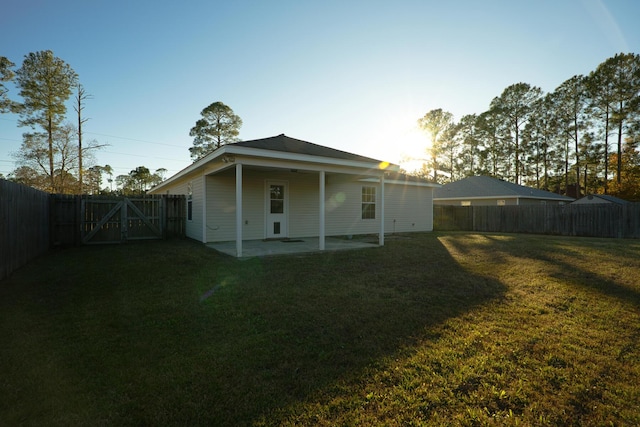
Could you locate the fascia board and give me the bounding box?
[235,156,386,176]
[149,144,402,192]
[359,177,440,188]
[433,195,572,201]
[149,146,231,192]
[433,195,520,201]
[224,145,400,172]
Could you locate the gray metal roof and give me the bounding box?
[572,194,630,205]
[230,134,385,164]
[434,176,574,201]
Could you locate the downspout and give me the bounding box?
[235,163,243,257]
[202,173,207,243]
[379,173,385,246]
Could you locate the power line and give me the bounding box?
[0,136,21,143]
[102,150,188,163]
[85,131,188,148]
[1,117,189,149]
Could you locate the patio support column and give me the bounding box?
[319,170,325,250]
[201,174,207,243]
[379,173,385,246]
[235,163,243,257]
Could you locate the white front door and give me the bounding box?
[266,181,288,239]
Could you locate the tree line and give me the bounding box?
[417,52,640,201]
[1,50,165,195]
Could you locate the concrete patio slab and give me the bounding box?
[207,237,379,258]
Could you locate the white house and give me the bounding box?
[148,134,439,257]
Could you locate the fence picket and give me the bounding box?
[1,180,186,281]
[434,203,640,238]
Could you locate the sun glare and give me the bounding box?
[362,108,431,174]
[388,113,430,173]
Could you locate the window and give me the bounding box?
[362,186,376,219]
[461,201,471,207]
[270,185,284,214]
[497,199,506,206]
[187,181,193,221]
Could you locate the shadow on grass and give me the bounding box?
[454,232,640,308]
[0,235,506,426]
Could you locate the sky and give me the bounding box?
[1,0,639,181]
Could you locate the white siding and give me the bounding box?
[204,169,322,242]
[241,171,267,240]
[384,183,433,233]
[288,173,319,238]
[155,176,204,241]
[188,177,204,241]
[159,168,435,243]
[325,175,380,236]
[205,174,237,242]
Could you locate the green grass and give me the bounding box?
[1,233,639,426]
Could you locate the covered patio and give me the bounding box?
[207,236,379,258]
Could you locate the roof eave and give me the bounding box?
[434,195,574,201]
[224,145,399,171]
[149,145,230,193]
[149,144,400,193]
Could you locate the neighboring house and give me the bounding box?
[571,194,630,205]
[148,134,439,256]
[433,176,574,206]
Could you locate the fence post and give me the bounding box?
[160,196,167,240]
[121,198,128,242]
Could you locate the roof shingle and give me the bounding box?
[434,176,573,201]
[230,134,385,164]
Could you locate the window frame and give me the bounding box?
[361,186,376,220]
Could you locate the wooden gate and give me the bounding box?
[81,196,171,244]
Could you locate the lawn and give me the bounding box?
[1,232,639,426]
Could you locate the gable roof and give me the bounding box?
[150,134,401,193]
[384,171,440,187]
[231,134,383,163]
[572,194,630,205]
[434,176,574,201]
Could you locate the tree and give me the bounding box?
[155,168,168,181]
[552,75,589,196]
[608,137,640,201]
[189,101,242,160]
[455,114,484,178]
[8,165,48,189]
[475,109,506,178]
[587,60,617,193]
[116,166,164,195]
[417,108,454,182]
[607,53,640,185]
[0,56,17,113]
[15,51,78,192]
[12,123,82,193]
[579,132,605,195]
[74,84,92,193]
[587,53,640,187]
[103,164,114,192]
[84,166,101,194]
[489,83,543,184]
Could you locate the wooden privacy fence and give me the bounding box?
[434,204,640,238]
[51,194,186,245]
[0,180,50,281]
[1,178,186,280]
